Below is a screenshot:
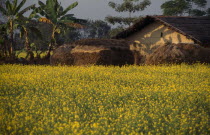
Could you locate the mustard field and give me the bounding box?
[0,64,210,134]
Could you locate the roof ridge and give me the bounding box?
[114,15,210,45]
[152,16,201,44]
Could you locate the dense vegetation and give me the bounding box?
[0,64,209,134]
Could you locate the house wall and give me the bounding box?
[126,22,194,55]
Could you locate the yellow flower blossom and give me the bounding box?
[0,64,209,134]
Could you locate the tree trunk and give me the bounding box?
[3,42,7,57]
[46,25,56,58]
[9,21,14,58]
[45,44,53,59]
[24,28,34,61]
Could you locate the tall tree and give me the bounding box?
[31,0,85,58]
[105,0,151,38]
[161,0,208,16]
[0,0,35,57]
[106,0,151,26]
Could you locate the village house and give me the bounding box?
[114,16,210,56]
[51,16,210,66]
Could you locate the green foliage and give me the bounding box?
[108,0,151,13]
[0,0,35,19]
[27,21,52,52]
[161,0,208,16]
[106,0,151,26]
[109,26,125,38]
[0,0,35,57]
[0,23,8,57]
[161,0,189,16]
[191,0,207,7]
[0,64,210,134]
[190,9,207,16]
[54,20,111,44]
[106,16,138,26]
[30,0,85,57]
[62,28,81,44]
[82,20,111,39]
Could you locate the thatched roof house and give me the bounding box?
[114,16,210,47]
[113,16,210,64]
[50,39,134,66]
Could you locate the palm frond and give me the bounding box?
[45,0,57,22]
[29,10,41,19]
[18,4,35,16]
[33,7,48,17]
[13,0,18,11]
[0,5,7,15]
[60,2,78,17]
[6,0,12,15]
[38,1,46,7]
[59,14,75,20]
[60,14,87,24]
[15,0,26,13]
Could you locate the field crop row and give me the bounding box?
[0,64,210,134]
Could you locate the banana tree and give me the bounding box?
[0,0,35,57]
[30,0,85,58]
[18,17,43,60]
[0,23,9,57]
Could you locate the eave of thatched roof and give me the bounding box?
[73,38,130,49]
[113,16,154,39]
[113,16,210,46]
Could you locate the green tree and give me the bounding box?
[82,20,111,39]
[0,0,35,57]
[105,0,151,38]
[0,23,9,57]
[18,17,43,60]
[108,26,125,38]
[161,0,208,16]
[59,28,81,44]
[31,0,85,58]
[106,0,151,26]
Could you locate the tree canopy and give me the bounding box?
[30,0,85,57]
[106,0,151,26]
[161,0,209,16]
[0,0,35,57]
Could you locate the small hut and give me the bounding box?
[50,39,134,66]
[145,43,210,65]
[50,45,75,65]
[113,16,210,64]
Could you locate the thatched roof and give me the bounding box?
[114,16,210,46]
[73,38,129,49]
[51,39,134,66]
[145,43,210,65]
